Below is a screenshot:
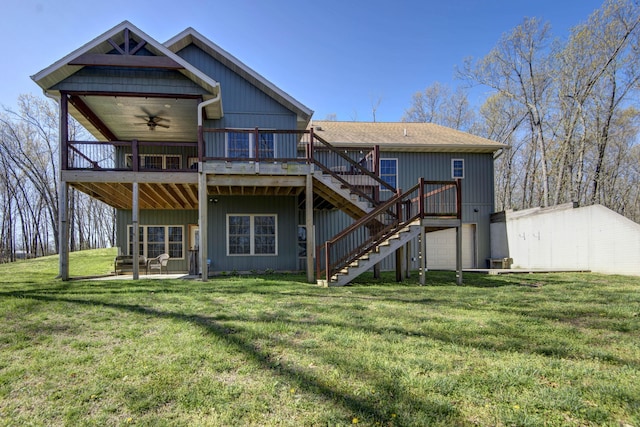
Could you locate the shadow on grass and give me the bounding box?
[0,288,463,424]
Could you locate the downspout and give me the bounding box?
[197,83,222,126]
[197,83,221,281]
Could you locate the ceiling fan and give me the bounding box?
[135,109,170,131]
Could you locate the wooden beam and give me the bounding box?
[198,172,208,281]
[143,183,173,209]
[132,182,140,279]
[183,183,199,205]
[420,228,427,285]
[456,224,463,285]
[62,170,198,184]
[59,182,69,280]
[72,182,128,209]
[206,175,306,187]
[169,183,195,209]
[61,93,69,170]
[306,174,314,283]
[69,53,184,69]
[68,95,118,141]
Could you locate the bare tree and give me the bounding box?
[402,82,475,131]
[0,94,115,262]
[370,94,383,122]
[461,17,555,206]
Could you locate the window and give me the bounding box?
[127,225,184,259]
[379,158,398,191]
[452,159,464,179]
[165,156,181,170]
[227,214,277,255]
[126,154,182,170]
[257,133,275,159]
[228,215,251,254]
[227,132,250,158]
[226,131,276,159]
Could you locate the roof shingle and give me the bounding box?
[309,121,506,153]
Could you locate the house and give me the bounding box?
[31,21,505,285]
[491,203,640,276]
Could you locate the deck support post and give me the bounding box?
[455,222,463,285]
[59,182,69,280]
[132,182,140,280]
[405,240,411,279]
[305,173,314,283]
[395,246,404,282]
[198,169,208,281]
[420,227,427,285]
[59,93,69,281]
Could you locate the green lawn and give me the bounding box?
[0,249,639,426]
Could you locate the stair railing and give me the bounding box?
[310,133,394,207]
[316,178,461,283]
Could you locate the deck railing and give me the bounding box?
[65,140,198,172]
[200,127,395,206]
[64,129,391,197]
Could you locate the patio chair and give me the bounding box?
[147,253,170,274]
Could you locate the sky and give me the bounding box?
[1,0,607,122]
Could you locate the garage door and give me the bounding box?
[425,224,476,269]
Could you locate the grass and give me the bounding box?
[0,249,639,426]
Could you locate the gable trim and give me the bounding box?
[31,21,223,119]
[68,53,184,69]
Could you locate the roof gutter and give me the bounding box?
[198,83,221,126]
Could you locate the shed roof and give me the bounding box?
[309,121,506,153]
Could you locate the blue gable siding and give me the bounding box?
[174,44,297,127]
[176,44,297,159]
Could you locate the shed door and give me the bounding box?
[425,224,476,269]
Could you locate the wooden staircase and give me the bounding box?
[319,219,422,286]
[312,170,373,219]
[316,178,461,286]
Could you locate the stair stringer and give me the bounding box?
[328,220,422,286]
[312,170,374,219]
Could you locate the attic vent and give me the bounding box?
[403,128,407,137]
[316,126,323,131]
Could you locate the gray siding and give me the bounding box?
[206,196,299,272]
[313,151,496,270]
[382,151,494,266]
[116,209,198,272]
[203,118,299,158]
[116,196,299,273]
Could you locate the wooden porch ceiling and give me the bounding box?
[71,182,200,210]
[70,178,305,209]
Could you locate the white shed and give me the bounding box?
[490,203,640,276]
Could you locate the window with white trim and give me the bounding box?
[225,131,276,159]
[452,159,464,179]
[127,225,184,259]
[379,158,398,191]
[126,154,182,170]
[227,214,277,255]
